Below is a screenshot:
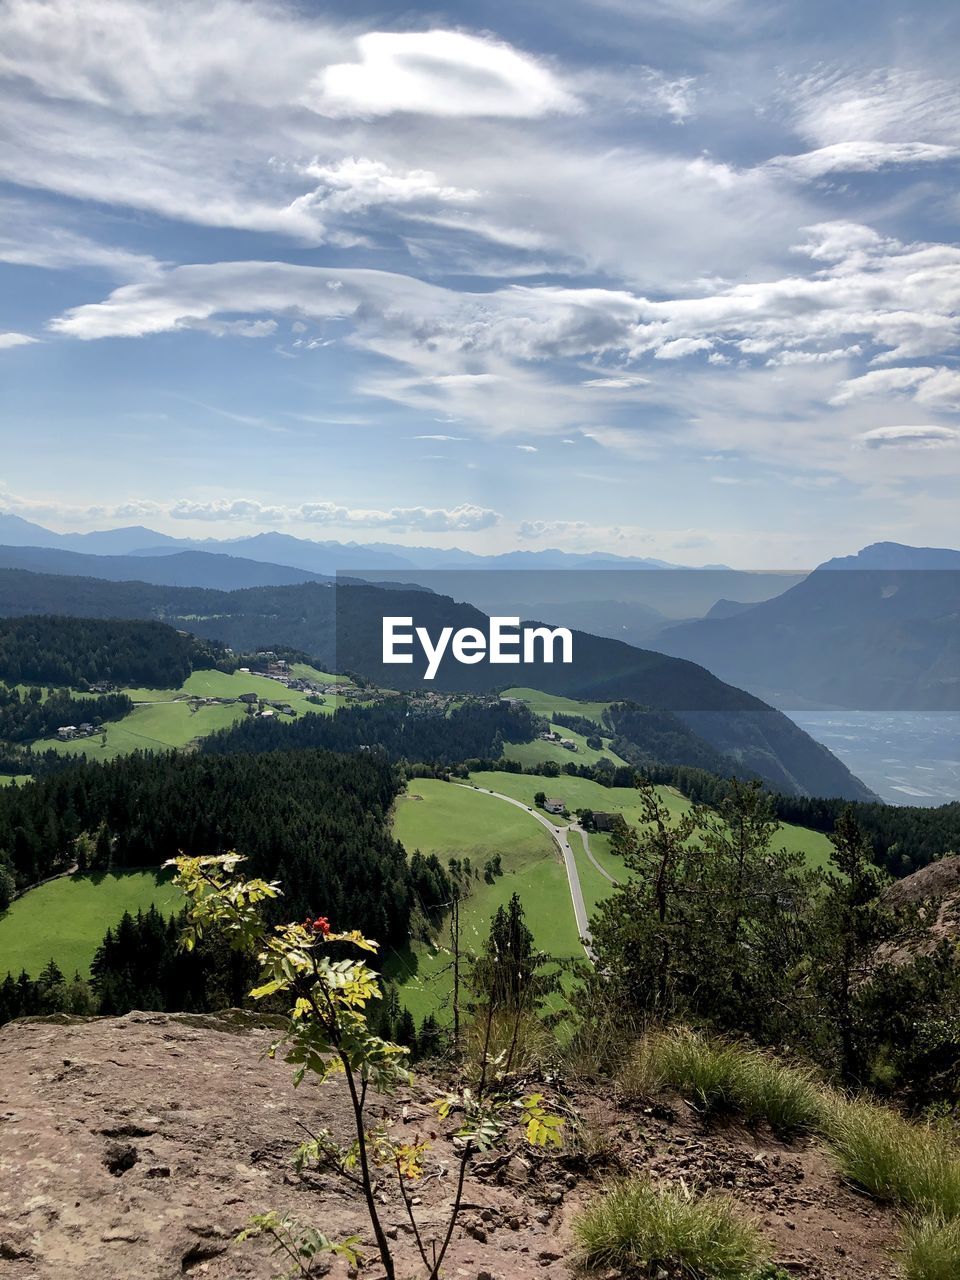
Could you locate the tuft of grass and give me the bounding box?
[573,1177,769,1279]
[465,1008,557,1080]
[620,1027,824,1136]
[899,1215,960,1280]
[821,1096,960,1219]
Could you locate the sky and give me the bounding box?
[0,0,959,568]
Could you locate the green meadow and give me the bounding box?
[28,666,351,762]
[387,778,587,1025]
[0,869,185,979]
[504,721,619,768]
[501,686,612,724]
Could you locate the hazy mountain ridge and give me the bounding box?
[0,515,702,573]
[658,548,960,710]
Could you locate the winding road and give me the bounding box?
[455,783,620,963]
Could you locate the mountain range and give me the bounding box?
[0,516,956,715]
[0,514,712,573]
[658,543,960,710]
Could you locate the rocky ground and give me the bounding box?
[0,1012,903,1279]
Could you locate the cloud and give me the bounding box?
[0,195,163,278]
[786,68,960,149]
[832,367,960,411]
[42,211,960,452]
[516,444,538,452]
[0,486,500,533]
[857,425,960,450]
[294,156,477,215]
[0,331,37,348]
[766,141,960,181]
[413,434,465,441]
[518,519,590,538]
[312,30,576,118]
[169,498,501,531]
[580,374,650,388]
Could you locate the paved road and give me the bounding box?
[455,783,598,962]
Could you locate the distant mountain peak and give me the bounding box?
[818,542,960,571]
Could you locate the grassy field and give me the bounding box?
[468,769,835,877]
[502,686,612,724]
[28,667,351,762]
[0,869,184,979]
[505,721,619,769]
[388,779,586,1024]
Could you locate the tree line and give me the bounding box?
[199,696,539,765]
[0,615,229,688]
[0,686,132,743]
[0,748,452,944]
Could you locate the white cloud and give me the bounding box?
[832,367,960,411]
[766,141,960,181]
[857,425,960,450]
[518,519,589,538]
[312,30,576,118]
[768,346,861,366]
[787,68,960,149]
[654,337,714,359]
[0,331,36,348]
[516,445,538,452]
[170,498,500,531]
[580,374,650,388]
[295,156,477,215]
[0,486,500,532]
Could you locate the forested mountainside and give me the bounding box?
[0,615,228,688]
[0,571,874,798]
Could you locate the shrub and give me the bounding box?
[621,1027,824,1136]
[573,1177,769,1279]
[822,1097,960,1219]
[899,1215,960,1280]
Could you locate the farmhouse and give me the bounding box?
[543,797,566,815]
[560,738,578,751]
[540,730,560,742]
[56,725,77,741]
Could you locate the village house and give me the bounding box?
[543,797,566,815]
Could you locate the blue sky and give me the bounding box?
[0,0,958,567]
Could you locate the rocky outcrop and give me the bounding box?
[1,1012,902,1279]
